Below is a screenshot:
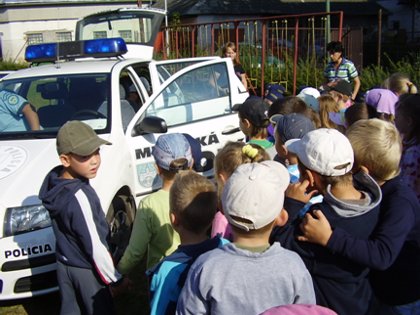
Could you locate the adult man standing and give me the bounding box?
[323,41,361,101]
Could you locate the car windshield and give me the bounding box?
[0,73,110,138]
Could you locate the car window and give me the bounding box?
[156,60,214,84]
[144,63,231,126]
[0,74,109,135]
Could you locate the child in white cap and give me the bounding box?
[271,128,382,315]
[177,161,316,315]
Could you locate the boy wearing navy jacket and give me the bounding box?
[271,128,382,315]
[298,119,420,314]
[39,121,129,315]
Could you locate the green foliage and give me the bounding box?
[0,59,28,71]
[361,52,420,91]
[243,50,420,95]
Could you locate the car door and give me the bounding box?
[126,58,249,199]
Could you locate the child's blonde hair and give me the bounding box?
[170,171,217,234]
[383,72,418,96]
[318,94,341,130]
[346,118,402,182]
[215,142,269,197]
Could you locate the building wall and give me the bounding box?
[377,0,420,40]
[0,3,141,62]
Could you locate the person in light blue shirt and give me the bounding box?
[0,90,40,131]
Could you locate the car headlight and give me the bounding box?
[4,205,51,237]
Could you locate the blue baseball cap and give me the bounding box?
[271,113,315,144]
[152,133,193,171]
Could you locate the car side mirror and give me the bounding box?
[131,116,167,136]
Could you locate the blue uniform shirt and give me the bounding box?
[0,90,30,131]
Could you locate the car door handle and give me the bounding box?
[221,127,240,135]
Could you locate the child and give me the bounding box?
[177,161,316,315]
[118,133,193,273]
[344,102,377,127]
[271,128,382,315]
[318,94,346,132]
[211,141,270,240]
[271,112,315,172]
[234,96,276,158]
[364,88,399,121]
[298,119,420,314]
[147,171,228,315]
[264,83,285,105]
[327,80,353,109]
[271,113,323,218]
[383,72,418,96]
[39,121,129,315]
[395,94,420,202]
[297,86,321,113]
[222,41,248,90]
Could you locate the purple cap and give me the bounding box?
[259,304,338,315]
[365,88,398,116]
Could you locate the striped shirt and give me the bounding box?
[324,58,358,83]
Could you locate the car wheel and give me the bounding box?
[106,194,135,263]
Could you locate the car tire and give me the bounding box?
[106,194,135,263]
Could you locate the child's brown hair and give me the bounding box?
[170,171,217,234]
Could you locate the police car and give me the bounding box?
[0,8,248,300]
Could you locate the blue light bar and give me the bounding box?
[25,38,128,63]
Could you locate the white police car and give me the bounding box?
[0,8,248,300]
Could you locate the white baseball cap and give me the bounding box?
[297,87,321,112]
[221,161,290,232]
[286,128,354,176]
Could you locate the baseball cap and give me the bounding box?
[56,120,111,156]
[222,161,290,232]
[265,83,285,103]
[297,87,321,112]
[365,88,398,116]
[271,113,315,144]
[232,96,269,128]
[152,133,193,171]
[286,128,354,176]
[329,80,352,97]
[182,133,206,172]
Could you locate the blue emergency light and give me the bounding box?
[25,37,128,62]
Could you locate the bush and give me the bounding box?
[0,59,28,71]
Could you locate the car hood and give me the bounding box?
[0,139,59,207]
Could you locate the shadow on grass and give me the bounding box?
[115,256,150,315]
[0,291,60,315]
[0,257,149,315]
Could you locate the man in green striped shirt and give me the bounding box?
[324,41,361,101]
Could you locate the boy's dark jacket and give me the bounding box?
[271,172,382,315]
[39,165,121,285]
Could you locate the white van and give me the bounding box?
[0,8,248,300]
